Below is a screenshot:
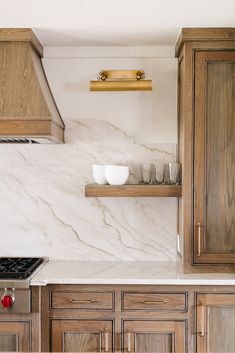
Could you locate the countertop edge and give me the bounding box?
[30,279,235,286]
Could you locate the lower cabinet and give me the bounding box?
[51,319,185,353]
[41,285,235,353]
[124,320,185,353]
[196,293,235,353]
[0,321,30,352]
[51,320,113,352]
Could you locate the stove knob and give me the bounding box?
[1,295,13,308]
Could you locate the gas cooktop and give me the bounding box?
[0,257,43,279]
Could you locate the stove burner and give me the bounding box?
[0,257,43,279]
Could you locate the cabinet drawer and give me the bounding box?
[122,292,187,311]
[51,291,114,310]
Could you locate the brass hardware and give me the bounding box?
[97,71,108,81]
[136,71,145,80]
[69,299,96,303]
[197,222,202,256]
[90,70,152,91]
[199,301,205,337]
[104,329,109,352]
[141,300,167,304]
[127,332,131,352]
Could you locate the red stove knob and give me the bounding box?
[1,295,13,308]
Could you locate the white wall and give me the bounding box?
[0,46,178,261]
[43,46,177,144]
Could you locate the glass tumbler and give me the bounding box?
[155,163,165,184]
[139,163,155,184]
[168,163,180,184]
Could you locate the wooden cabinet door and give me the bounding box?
[0,321,30,352]
[194,50,235,264]
[196,293,235,352]
[51,320,113,352]
[123,320,185,353]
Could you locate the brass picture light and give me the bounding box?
[90,70,152,91]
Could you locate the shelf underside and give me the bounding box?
[85,184,182,197]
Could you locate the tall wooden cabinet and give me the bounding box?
[176,28,235,271]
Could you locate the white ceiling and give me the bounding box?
[0,0,235,46]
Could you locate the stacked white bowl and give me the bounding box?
[93,164,129,185]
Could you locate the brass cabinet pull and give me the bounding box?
[104,329,109,352]
[127,332,131,352]
[197,223,202,256]
[141,300,167,304]
[69,299,96,303]
[199,301,205,337]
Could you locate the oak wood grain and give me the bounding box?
[0,321,30,352]
[0,36,64,142]
[51,319,113,352]
[196,293,235,353]
[194,51,235,264]
[124,320,185,353]
[51,290,114,310]
[85,184,182,197]
[0,28,43,57]
[175,28,235,56]
[176,28,235,272]
[122,292,187,312]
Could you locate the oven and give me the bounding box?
[0,257,47,314]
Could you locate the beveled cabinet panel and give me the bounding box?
[196,293,235,353]
[51,320,113,352]
[194,50,235,264]
[123,320,185,353]
[51,290,114,310]
[122,292,187,312]
[0,321,30,352]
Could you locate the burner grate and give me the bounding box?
[0,257,43,279]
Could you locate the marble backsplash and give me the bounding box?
[0,119,177,261]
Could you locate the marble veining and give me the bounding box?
[0,119,177,261]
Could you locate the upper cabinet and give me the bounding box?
[176,28,235,272]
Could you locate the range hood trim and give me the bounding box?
[0,28,43,57]
[0,28,65,144]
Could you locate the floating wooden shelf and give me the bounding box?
[85,184,182,197]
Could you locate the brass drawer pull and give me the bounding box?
[69,299,96,304]
[141,300,167,304]
[104,329,109,352]
[127,332,131,352]
[199,301,205,337]
[197,222,202,256]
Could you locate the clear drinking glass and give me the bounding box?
[139,163,155,184]
[168,163,180,184]
[155,163,165,184]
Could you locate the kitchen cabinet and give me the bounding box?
[196,293,235,353]
[176,28,235,272]
[124,320,185,353]
[41,285,188,353]
[41,284,235,353]
[51,320,113,352]
[0,321,30,352]
[0,287,40,352]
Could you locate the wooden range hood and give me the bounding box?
[0,29,64,143]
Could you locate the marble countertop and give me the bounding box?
[30,261,235,286]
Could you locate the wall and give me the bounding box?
[0,46,178,261]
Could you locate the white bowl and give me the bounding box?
[105,165,129,185]
[92,164,108,185]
